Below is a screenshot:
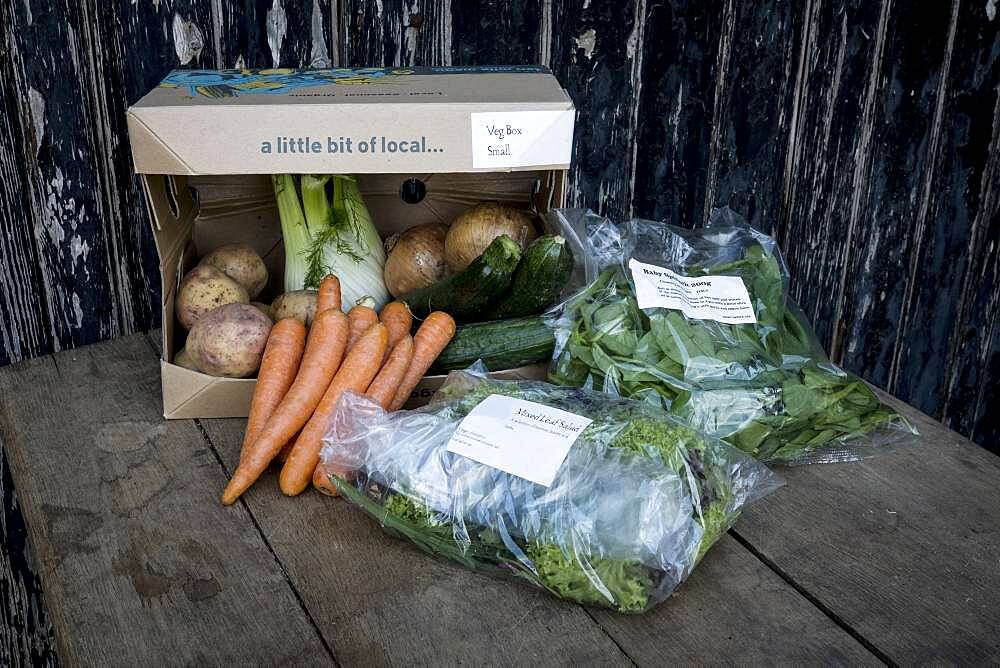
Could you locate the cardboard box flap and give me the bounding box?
[161,362,258,419]
[128,67,576,175]
[127,113,197,175]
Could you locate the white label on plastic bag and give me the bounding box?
[446,394,592,487]
[628,257,757,324]
[470,110,575,169]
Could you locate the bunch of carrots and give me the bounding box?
[221,274,456,505]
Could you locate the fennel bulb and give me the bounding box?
[273,174,389,310]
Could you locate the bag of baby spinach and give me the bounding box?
[547,208,917,464]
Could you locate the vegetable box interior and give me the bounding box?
[127,67,575,418]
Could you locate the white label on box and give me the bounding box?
[446,394,592,487]
[470,110,575,168]
[628,257,758,324]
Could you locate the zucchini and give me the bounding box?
[484,235,573,319]
[429,316,556,373]
[400,235,521,320]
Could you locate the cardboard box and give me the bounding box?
[127,67,575,418]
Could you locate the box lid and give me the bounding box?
[128,66,576,175]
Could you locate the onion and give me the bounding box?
[383,223,449,297]
[444,202,539,273]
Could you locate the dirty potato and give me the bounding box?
[175,264,249,330]
[186,303,272,377]
[271,289,319,326]
[199,243,269,299]
[173,346,201,372]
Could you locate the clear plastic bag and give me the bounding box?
[547,208,918,464]
[321,369,781,613]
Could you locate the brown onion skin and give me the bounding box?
[444,202,539,273]
[384,223,449,297]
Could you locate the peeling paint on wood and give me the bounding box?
[0,1,994,432]
[309,0,332,67]
[172,12,206,65]
[0,3,998,658]
[0,447,57,666]
[266,0,287,68]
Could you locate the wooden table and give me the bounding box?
[1,333,998,666]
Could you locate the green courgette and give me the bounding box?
[429,315,556,373]
[484,235,573,319]
[400,235,521,320]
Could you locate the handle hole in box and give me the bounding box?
[400,177,427,204]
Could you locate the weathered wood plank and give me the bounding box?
[701,0,798,231]
[733,394,1000,663]
[589,536,876,665]
[200,413,879,664]
[831,0,960,397]
[214,0,336,70]
[0,0,153,365]
[900,1,1000,449]
[628,0,712,227]
[775,0,888,354]
[199,418,631,666]
[451,0,542,66]
[341,0,453,67]
[0,336,331,665]
[0,21,49,367]
[630,0,799,230]
[0,447,57,668]
[546,0,648,220]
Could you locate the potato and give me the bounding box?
[251,301,275,321]
[173,346,201,371]
[199,243,269,299]
[271,289,319,326]
[186,303,272,377]
[175,264,249,330]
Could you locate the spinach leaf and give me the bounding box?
[549,235,916,463]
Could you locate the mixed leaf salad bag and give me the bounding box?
[321,368,780,613]
[547,208,918,464]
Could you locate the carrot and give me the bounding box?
[275,430,299,463]
[389,311,456,411]
[221,309,349,505]
[346,303,379,351]
[312,334,416,496]
[379,301,413,350]
[366,335,414,409]
[239,318,307,463]
[311,462,340,496]
[317,274,342,313]
[279,323,388,496]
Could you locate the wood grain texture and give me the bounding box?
[17,332,1000,664]
[0,447,57,667]
[0,1,998,661]
[775,0,884,350]
[0,0,996,450]
[0,335,332,665]
[143,331,869,664]
[547,0,648,221]
[899,0,1000,446]
[588,536,876,664]
[341,0,453,67]
[628,0,712,227]
[734,392,1000,663]
[200,416,631,667]
[195,370,872,664]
